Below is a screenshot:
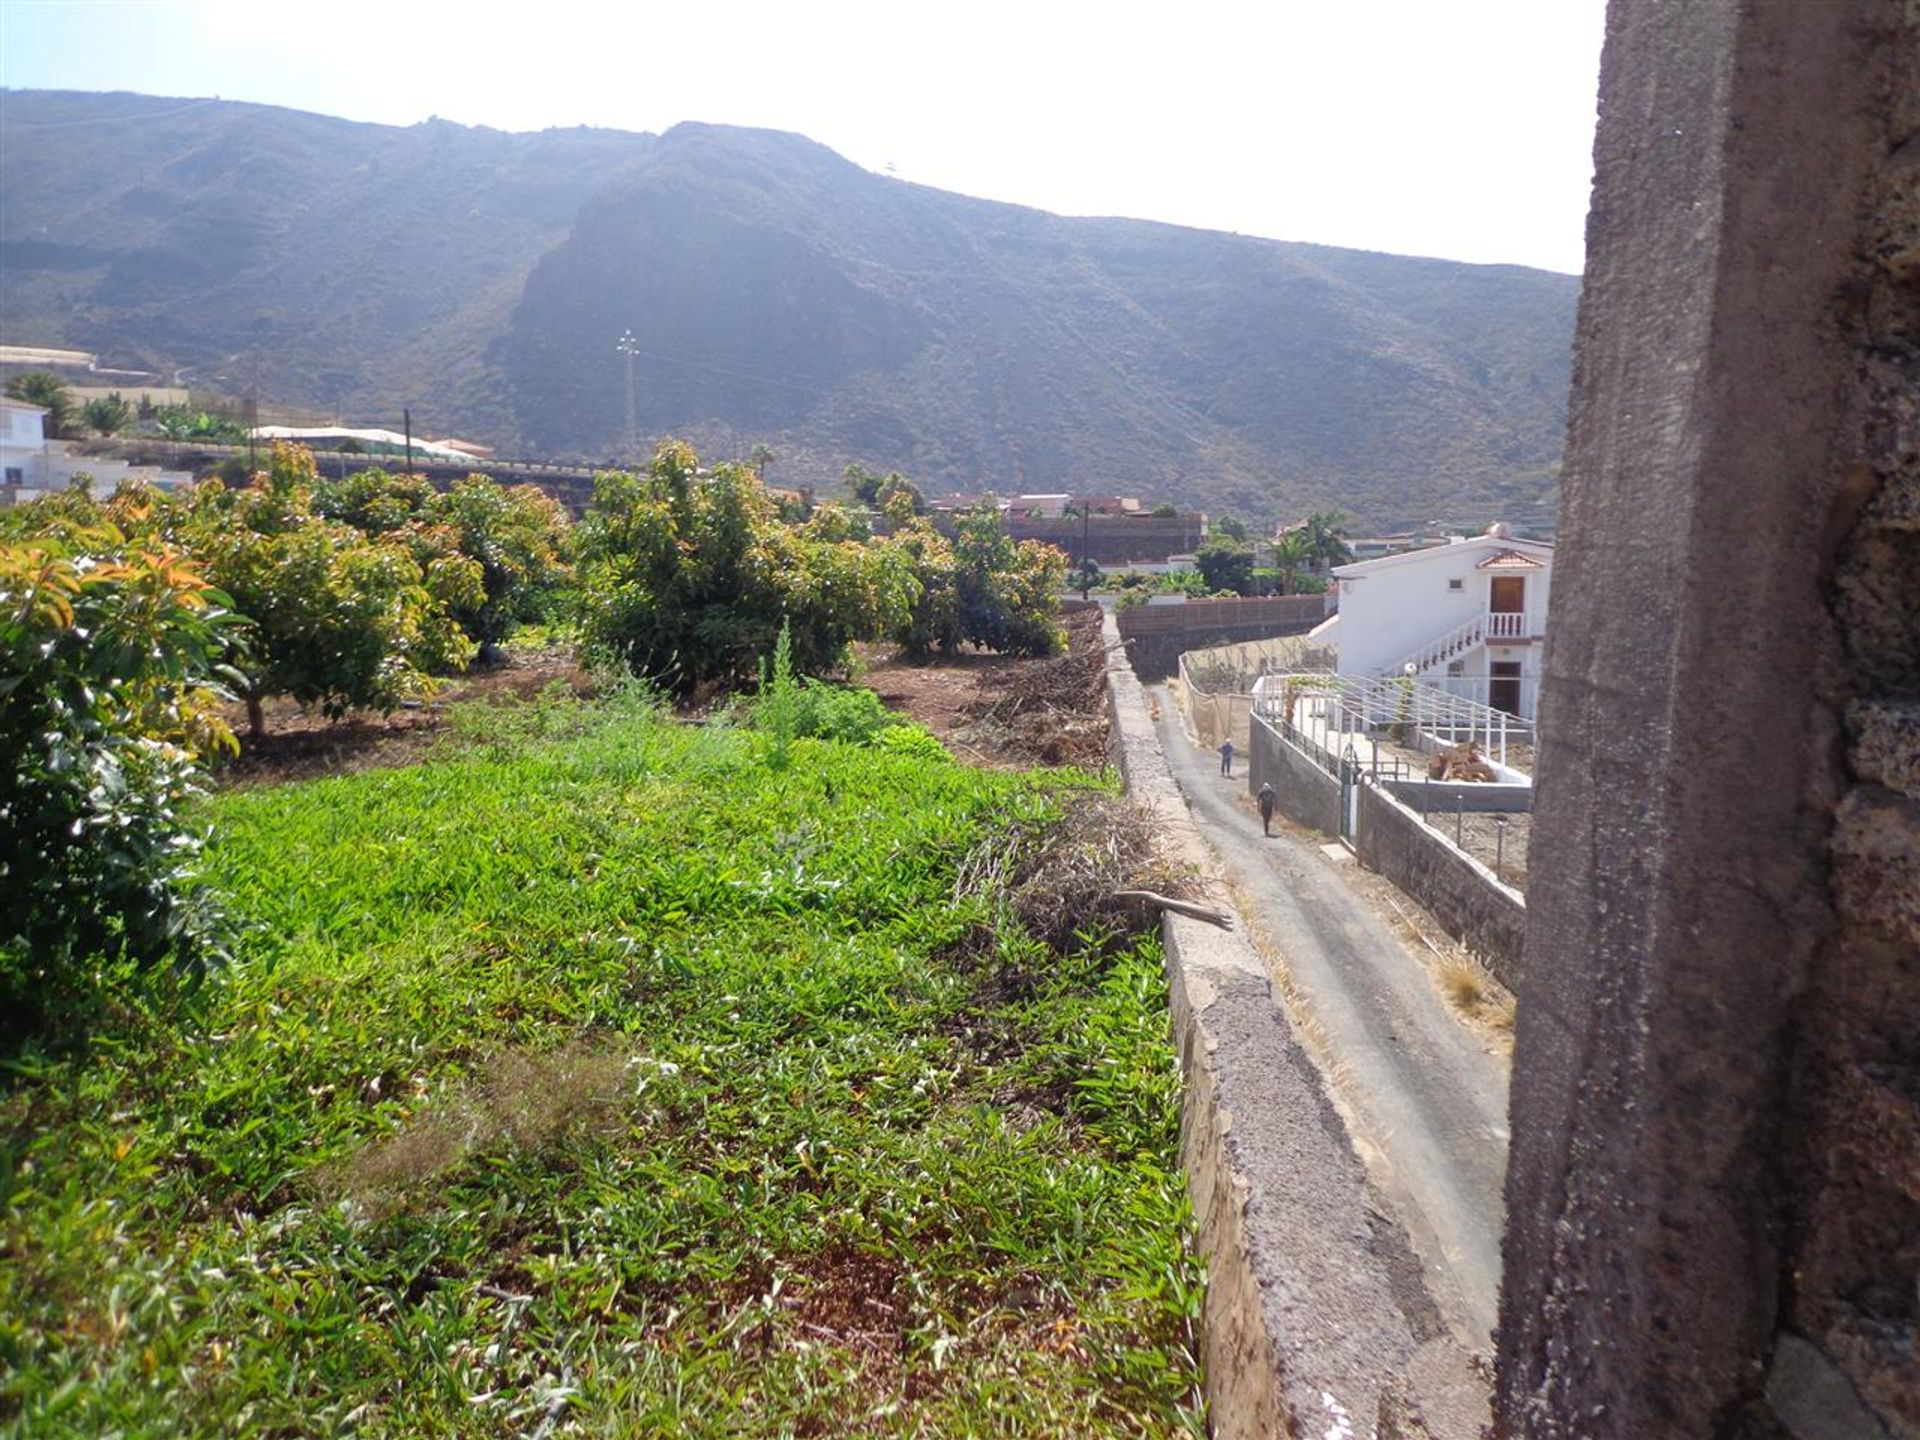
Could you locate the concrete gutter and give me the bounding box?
[1104,613,1483,1437]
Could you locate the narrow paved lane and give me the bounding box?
[1151,688,1509,1346]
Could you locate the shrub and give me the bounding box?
[1,530,241,1033]
[873,723,951,762]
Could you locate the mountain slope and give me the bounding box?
[0,92,1579,526]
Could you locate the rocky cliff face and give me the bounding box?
[2,92,1578,526]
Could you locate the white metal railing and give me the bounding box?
[1252,671,1534,769]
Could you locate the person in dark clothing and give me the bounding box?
[1219,739,1235,776]
[1257,782,1276,836]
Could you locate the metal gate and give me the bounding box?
[1339,743,1362,846]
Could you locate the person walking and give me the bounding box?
[1219,739,1235,777]
[1257,782,1276,836]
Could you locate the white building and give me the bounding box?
[1314,522,1553,719]
[1,399,195,506]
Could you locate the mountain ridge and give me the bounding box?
[1,90,1579,527]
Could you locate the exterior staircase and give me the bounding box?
[1392,613,1487,675]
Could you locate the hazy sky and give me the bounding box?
[1,0,1607,273]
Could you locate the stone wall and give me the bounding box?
[1356,785,1527,997]
[1493,1,1920,1435]
[1247,712,1343,837]
[1117,595,1330,680]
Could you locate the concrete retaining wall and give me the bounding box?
[1357,785,1528,996]
[1248,711,1343,837]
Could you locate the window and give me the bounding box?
[3,467,21,485]
[1448,578,1464,591]
[1447,660,1466,676]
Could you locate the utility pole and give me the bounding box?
[616,329,639,461]
[404,407,413,476]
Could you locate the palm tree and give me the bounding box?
[747,443,776,480]
[1302,510,1353,572]
[82,393,133,437]
[1272,531,1312,594]
[4,370,74,438]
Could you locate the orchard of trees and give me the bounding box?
[2,439,1068,1021]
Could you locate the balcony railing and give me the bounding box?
[1487,610,1529,639]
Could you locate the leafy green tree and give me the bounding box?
[1195,539,1255,596]
[81,393,133,437]
[877,473,927,516]
[188,445,466,736]
[1211,514,1249,542]
[153,407,246,444]
[843,463,886,507]
[890,502,1065,657]
[1149,502,1179,519]
[577,440,913,692]
[5,370,73,438]
[423,476,572,656]
[2,526,242,1031]
[313,468,571,658]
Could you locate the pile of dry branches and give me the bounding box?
[955,793,1202,955]
[960,609,1111,765]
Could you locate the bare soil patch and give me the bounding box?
[860,603,1110,768]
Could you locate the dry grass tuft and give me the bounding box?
[955,794,1196,955]
[324,1038,633,1213]
[1438,959,1517,1033]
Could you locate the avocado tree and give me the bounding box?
[577,441,913,691]
[2,525,243,1025]
[188,445,471,736]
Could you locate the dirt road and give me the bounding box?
[1151,688,1510,1347]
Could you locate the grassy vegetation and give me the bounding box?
[2,692,1204,1437]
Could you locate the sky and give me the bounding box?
[0,0,1608,274]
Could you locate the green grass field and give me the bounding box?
[2,695,1205,1437]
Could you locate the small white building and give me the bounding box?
[2,399,195,506]
[1314,522,1554,719]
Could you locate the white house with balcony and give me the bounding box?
[1312,522,1553,719]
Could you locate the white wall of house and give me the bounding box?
[2,402,192,504]
[1330,527,1554,718]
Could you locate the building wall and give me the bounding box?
[1333,539,1553,685]
[1,402,47,448]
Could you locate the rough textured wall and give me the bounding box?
[1784,10,1920,1432]
[1495,1,1918,1436]
[1247,715,1343,837]
[1355,786,1527,997]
